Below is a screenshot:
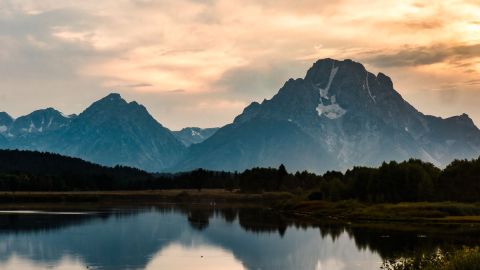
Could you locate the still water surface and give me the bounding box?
[0,205,478,270]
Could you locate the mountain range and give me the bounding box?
[1,58,479,172]
[0,94,187,171]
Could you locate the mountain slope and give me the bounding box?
[174,119,336,172]
[172,58,480,172]
[0,112,13,133]
[48,93,186,172]
[173,127,219,146]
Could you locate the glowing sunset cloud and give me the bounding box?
[0,0,479,129]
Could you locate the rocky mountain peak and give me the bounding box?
[235,58,406,124]
[80,93,153,123]
[304,58,366,83]
[47,93,186,171]
[89,93,128,108]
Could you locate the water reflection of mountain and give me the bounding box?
[0,209,187,269]
[0,205,479,270]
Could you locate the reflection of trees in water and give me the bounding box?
[346,224,480,259]
[318,223,345,241]
[187,209,212,230]
[0,209,160,236]
[1,205,480,262]
[175,206,290,236]
[237,208,288,236]
[151,204,213,231]
[212,206,480,260]
[0,212,118,234]
[218,207,237,223]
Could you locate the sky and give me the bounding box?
[0,0,479,130]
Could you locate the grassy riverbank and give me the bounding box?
[276,198,480,223]
[2,190,480,223]
[382,247,480,270]
[0,190,292,210]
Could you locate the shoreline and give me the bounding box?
[2,190,480,224]
[0,189,292,204]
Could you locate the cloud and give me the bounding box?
[118,90,247,129]
[0,0,479,129]
[366,43,480,68]
[214,60,309,101]
[127,83,153,88]
[165,89,186,93]
[0,6,110,79]
[465,79,480,86]
[402,88,480,128]
[401,19,445,30]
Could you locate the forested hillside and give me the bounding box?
[0,150,479,202]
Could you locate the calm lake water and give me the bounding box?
[0,205,479,270]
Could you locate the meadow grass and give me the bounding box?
[382,247,480,270]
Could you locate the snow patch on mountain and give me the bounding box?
[316,100,347,119]
[317,63,338,99]
[315,63,346,119]
[191,129,202,137]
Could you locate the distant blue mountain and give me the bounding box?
[1,94,186,172]
[173,127,219,146]
[0,109,72,149]
[8,108,72,136]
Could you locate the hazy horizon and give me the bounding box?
[1,0,479,129]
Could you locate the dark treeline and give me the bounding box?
[1,150,479,203]
[0,150,151,190]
